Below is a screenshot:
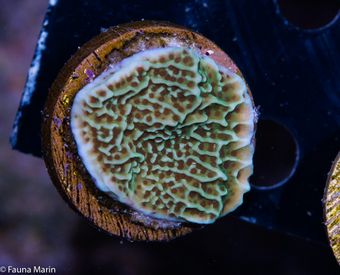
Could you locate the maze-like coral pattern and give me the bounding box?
[71,47,255,224]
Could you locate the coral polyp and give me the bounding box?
[70,47,255,224]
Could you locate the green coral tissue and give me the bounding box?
[71,47,256,224]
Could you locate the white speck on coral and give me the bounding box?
[206,50,214,56]
[164,38,185,47]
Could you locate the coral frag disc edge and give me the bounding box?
[324,152,340,264]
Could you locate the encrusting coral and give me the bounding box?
[71,47,255,224]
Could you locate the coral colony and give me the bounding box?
[71,47,255,224]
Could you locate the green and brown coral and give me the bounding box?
[71,47,255,224]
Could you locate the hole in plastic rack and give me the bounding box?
[250,119,299,190]
[275,0,340,31]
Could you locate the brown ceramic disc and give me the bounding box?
[324,152,340,264]
[41,21,254,241]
